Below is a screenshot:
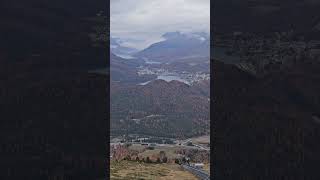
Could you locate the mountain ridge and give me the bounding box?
[134,31,210,61]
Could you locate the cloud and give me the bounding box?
[111,0,210,49]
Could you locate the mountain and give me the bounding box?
[110,53,139,82]
[110,53,155,83]
[110,37,139,58]
[134,31,209,61]
[110,79,210,138]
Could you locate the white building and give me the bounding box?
[194,163,204,169]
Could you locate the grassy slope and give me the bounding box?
[110,161,197,180]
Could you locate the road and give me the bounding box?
[182,164,210,180]
[180,139,210,151]
[111,136,210,151]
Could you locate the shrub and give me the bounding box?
[175,158,180,164]
[162,157,168,163]
[146,157,152,163]
[182,157,186,163]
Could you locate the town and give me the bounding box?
[137,66,210,85]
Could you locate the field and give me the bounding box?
[110,160,198,180]
[129,144,182,160]
[203,164,210,174]
[191,135,210,145]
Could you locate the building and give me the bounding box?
[194,163,204,169]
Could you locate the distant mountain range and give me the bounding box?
[133,31,209,61]
[111,31,209,61]
[110,37,139,58]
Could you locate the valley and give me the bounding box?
[110,31,210,139]
[137,60,210,85]
[109,32,211,178]
[110,2,211,177]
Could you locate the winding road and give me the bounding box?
[182,164,210,180]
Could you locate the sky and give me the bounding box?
[111,0,210,50]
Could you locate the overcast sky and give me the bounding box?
[111,0,210,50]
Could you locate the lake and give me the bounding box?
[145,60,162,65]
[139,74,190,85]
